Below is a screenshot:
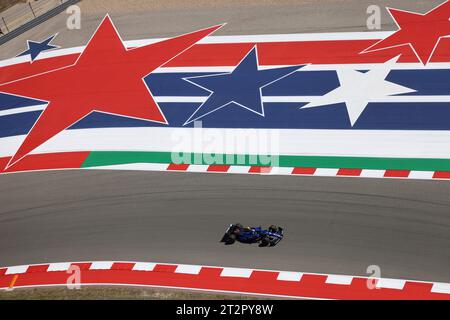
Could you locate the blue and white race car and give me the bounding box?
[220,223,284,247]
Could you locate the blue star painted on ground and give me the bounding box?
[17,34,60,62]
[183,46,303,125]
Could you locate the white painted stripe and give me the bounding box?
[262,95,314,103]
[269,167,294,175]
[408,171,435,180]
[314,168,340,176]
[227,166,252,174]
[132,262,156,271]
[369,96,450,103]
[154,62,450,73]
[194,31,394,43]
[376,278,406,290]
[175,265,202,275]
[4,94,450,117]
[341,96,450,103]
[0,105,46,117]
[326,275,354,285]
[157,62,450,73]
[47,262,71,272]
[5,265,29,275]
[186,165,210,173]
[431,282,450,294]
[264,95,450,103]
[3,128,450,160]
[154,96,207,103]
[220,267,253,278]
[277,271,303,282]
[302,62,450,71]
[89,261,114,270]
[154,66,234,73]
[360,169,386,178]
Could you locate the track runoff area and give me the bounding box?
[1,1,450,300]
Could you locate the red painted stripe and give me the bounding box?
[198,267,223,278]
[153,264,178,273]
[166,163,190,171]
[292,167,317,175]
[298,274,328,286]
[433,171,450,179]
[112,263,135,271]
[0,54,79,85]
[26,265,49,273]
[159,39,450,67]
[248,166,272,174]
[250,270,279,281]
[384,170,411,178]
[0,152,90,174]
[337,168,363,176]
[4,37,450,84]
[402,281,435,298]
[207,165,231,172]
[70,263,92,270]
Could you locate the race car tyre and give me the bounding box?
[268,225,278,233]
[225,234,236,245]
[259,237,270,247]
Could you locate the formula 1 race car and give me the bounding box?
[220,223,284,247]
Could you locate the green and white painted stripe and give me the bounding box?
[80,151,450,180]
[2,127,450,179]
[2,150,450,180]
[80,151,450,171]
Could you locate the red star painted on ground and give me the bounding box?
[0,15,222,168]
[362,1,450,65]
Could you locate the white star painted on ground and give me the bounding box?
[301,57,416,126]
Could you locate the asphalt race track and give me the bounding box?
[0,0,449,285]
[1,170,449,283]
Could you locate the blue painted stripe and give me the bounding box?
[387,70,450,95]
[1,69,450,138]
[145,71,340,96]
[144,69,450,96]
[0,93,45,111]
[2,102,450,138]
